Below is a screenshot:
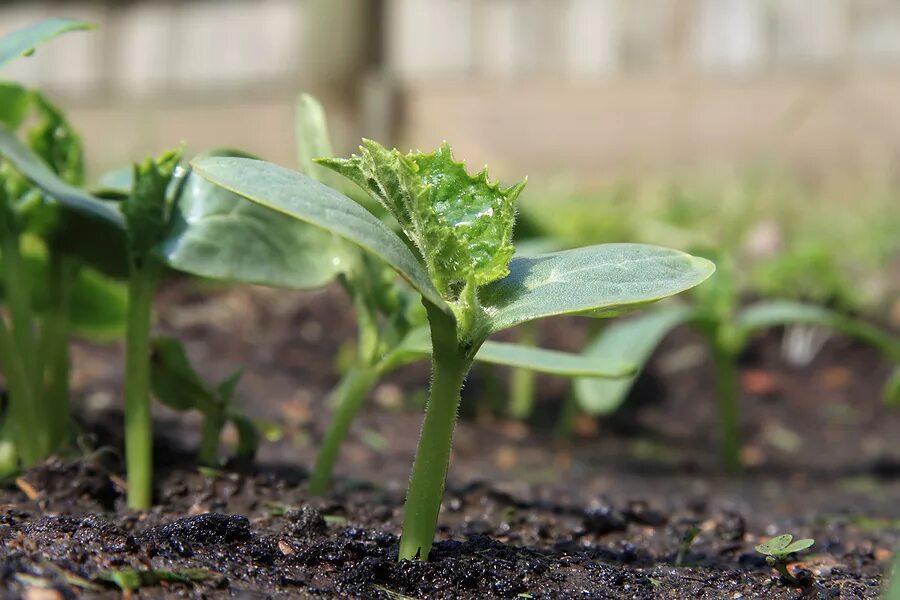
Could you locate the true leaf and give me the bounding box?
[480,244,715,334]
[217,368,244,405]
[124,150,181,259]
[574,305,696,415]
[318,140,525,298]
[190,156,449,314]
[0,18,93,70]
[384,326,635,377]
[296,93,343,188]
[163,165,345,289]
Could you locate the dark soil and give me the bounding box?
[2,282,898,599]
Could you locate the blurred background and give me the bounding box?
[2,0,899,313]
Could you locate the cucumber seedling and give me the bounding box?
[190,138,714,560]
[162,95,639,496]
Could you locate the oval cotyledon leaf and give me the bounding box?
[162,165,347,289]
[190,156,450,314]
[480,243,715,334]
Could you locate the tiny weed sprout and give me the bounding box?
[755,534,814,585]
[150,336,257,467]
[575,255,900,472]
[190,135,713,559]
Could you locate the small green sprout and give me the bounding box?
[98,567,215,594]
[755,533,814,584]
[150,336,257,467]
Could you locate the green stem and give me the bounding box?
[399,308,473,561]
[712,343,741,473]
[124,264,158,509]
[0,317,43,466]
[198,410,225,467]
[309,364,379,495]
[508,323,537,419]
[39,254,76,450]
[0,204,37,383]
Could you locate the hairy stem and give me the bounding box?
[399,307,473,561]
[713,344,741,473]
[309,364,379,495]
[124,264,158,509]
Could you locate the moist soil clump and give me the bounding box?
[1,283,897,598]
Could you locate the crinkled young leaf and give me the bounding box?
[124,150,181,260]
[382,325,635,377]
[480,243,715,334]
[0,18,93,69]
[27,92,84,186]
[190,156,449,314]
[575,305,696,415]
[318,140,525,298]
[162,165,345,289]
[0,83,30,129]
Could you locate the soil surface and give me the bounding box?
[2,282,899,599]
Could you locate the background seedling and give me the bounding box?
[755,534,814,584]
[150,336,257,466]
[0,19,126,474]
[575,255,900,471]
[191,137,714,560]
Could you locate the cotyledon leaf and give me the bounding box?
[190,157,450,314]
[162,166,346,289]
[382,326,636,377]
[736,300,900,361]
[0,18,94,70]
[480,243,715,334]
[574,304,696,415]
[0,125,123,229]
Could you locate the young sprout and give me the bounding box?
[755,533,814,585]
[190,138,714,560]
[150,336,257,467]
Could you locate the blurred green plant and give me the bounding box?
[190,128,714,560]
[574,255,900,472]
[0,18,126,476]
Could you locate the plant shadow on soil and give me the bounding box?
[1,283,898,598]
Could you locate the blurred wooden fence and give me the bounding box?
[3,0,900,176]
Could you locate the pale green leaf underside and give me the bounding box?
[0,125,124,229]
[190,157,449,314]
[386,326,635,377]
[162,168,345,290]
[0,18,93,70]
[574,305,695,415]
[737,300,900,362]
[481,244,715,334]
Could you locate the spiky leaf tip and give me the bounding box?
[317,140,525,301]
